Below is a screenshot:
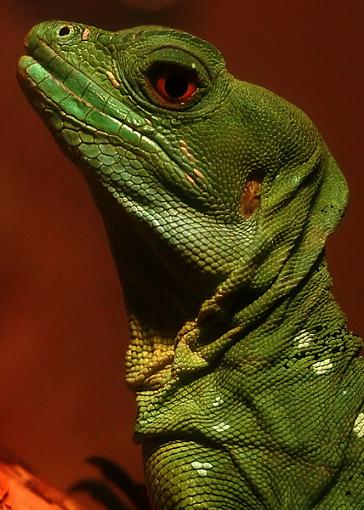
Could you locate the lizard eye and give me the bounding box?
[148,64,199,105]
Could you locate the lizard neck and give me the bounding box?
[124,243,347,392]
[85,165,351,392]
[102,211,221,389]
[84,174,222,388]
[135,252,350,395]
[171,255,347,379]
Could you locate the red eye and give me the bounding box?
[150,65,199,104]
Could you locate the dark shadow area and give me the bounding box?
[70,457,151,510]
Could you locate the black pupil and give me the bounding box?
[59,26,71,36]
[164,73,190,99]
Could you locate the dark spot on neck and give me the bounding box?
[241,170,263,218]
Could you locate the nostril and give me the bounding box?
[58,26,71,37]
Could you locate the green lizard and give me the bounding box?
[18,21,363,510]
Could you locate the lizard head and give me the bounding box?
[18,22,348,387]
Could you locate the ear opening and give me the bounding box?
[240,169,264,218]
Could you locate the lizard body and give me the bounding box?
[18,21,363,509]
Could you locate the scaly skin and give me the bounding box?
[18,21,363,509]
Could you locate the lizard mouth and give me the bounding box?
[17,37,195,193]
[17,20,168,163]
[18,50,154,152]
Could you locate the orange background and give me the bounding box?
[1,1,363,508]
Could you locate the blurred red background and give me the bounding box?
[1,1,363,508]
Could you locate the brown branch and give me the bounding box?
[0,444,85,510]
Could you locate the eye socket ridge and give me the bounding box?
[147,62,203,106]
